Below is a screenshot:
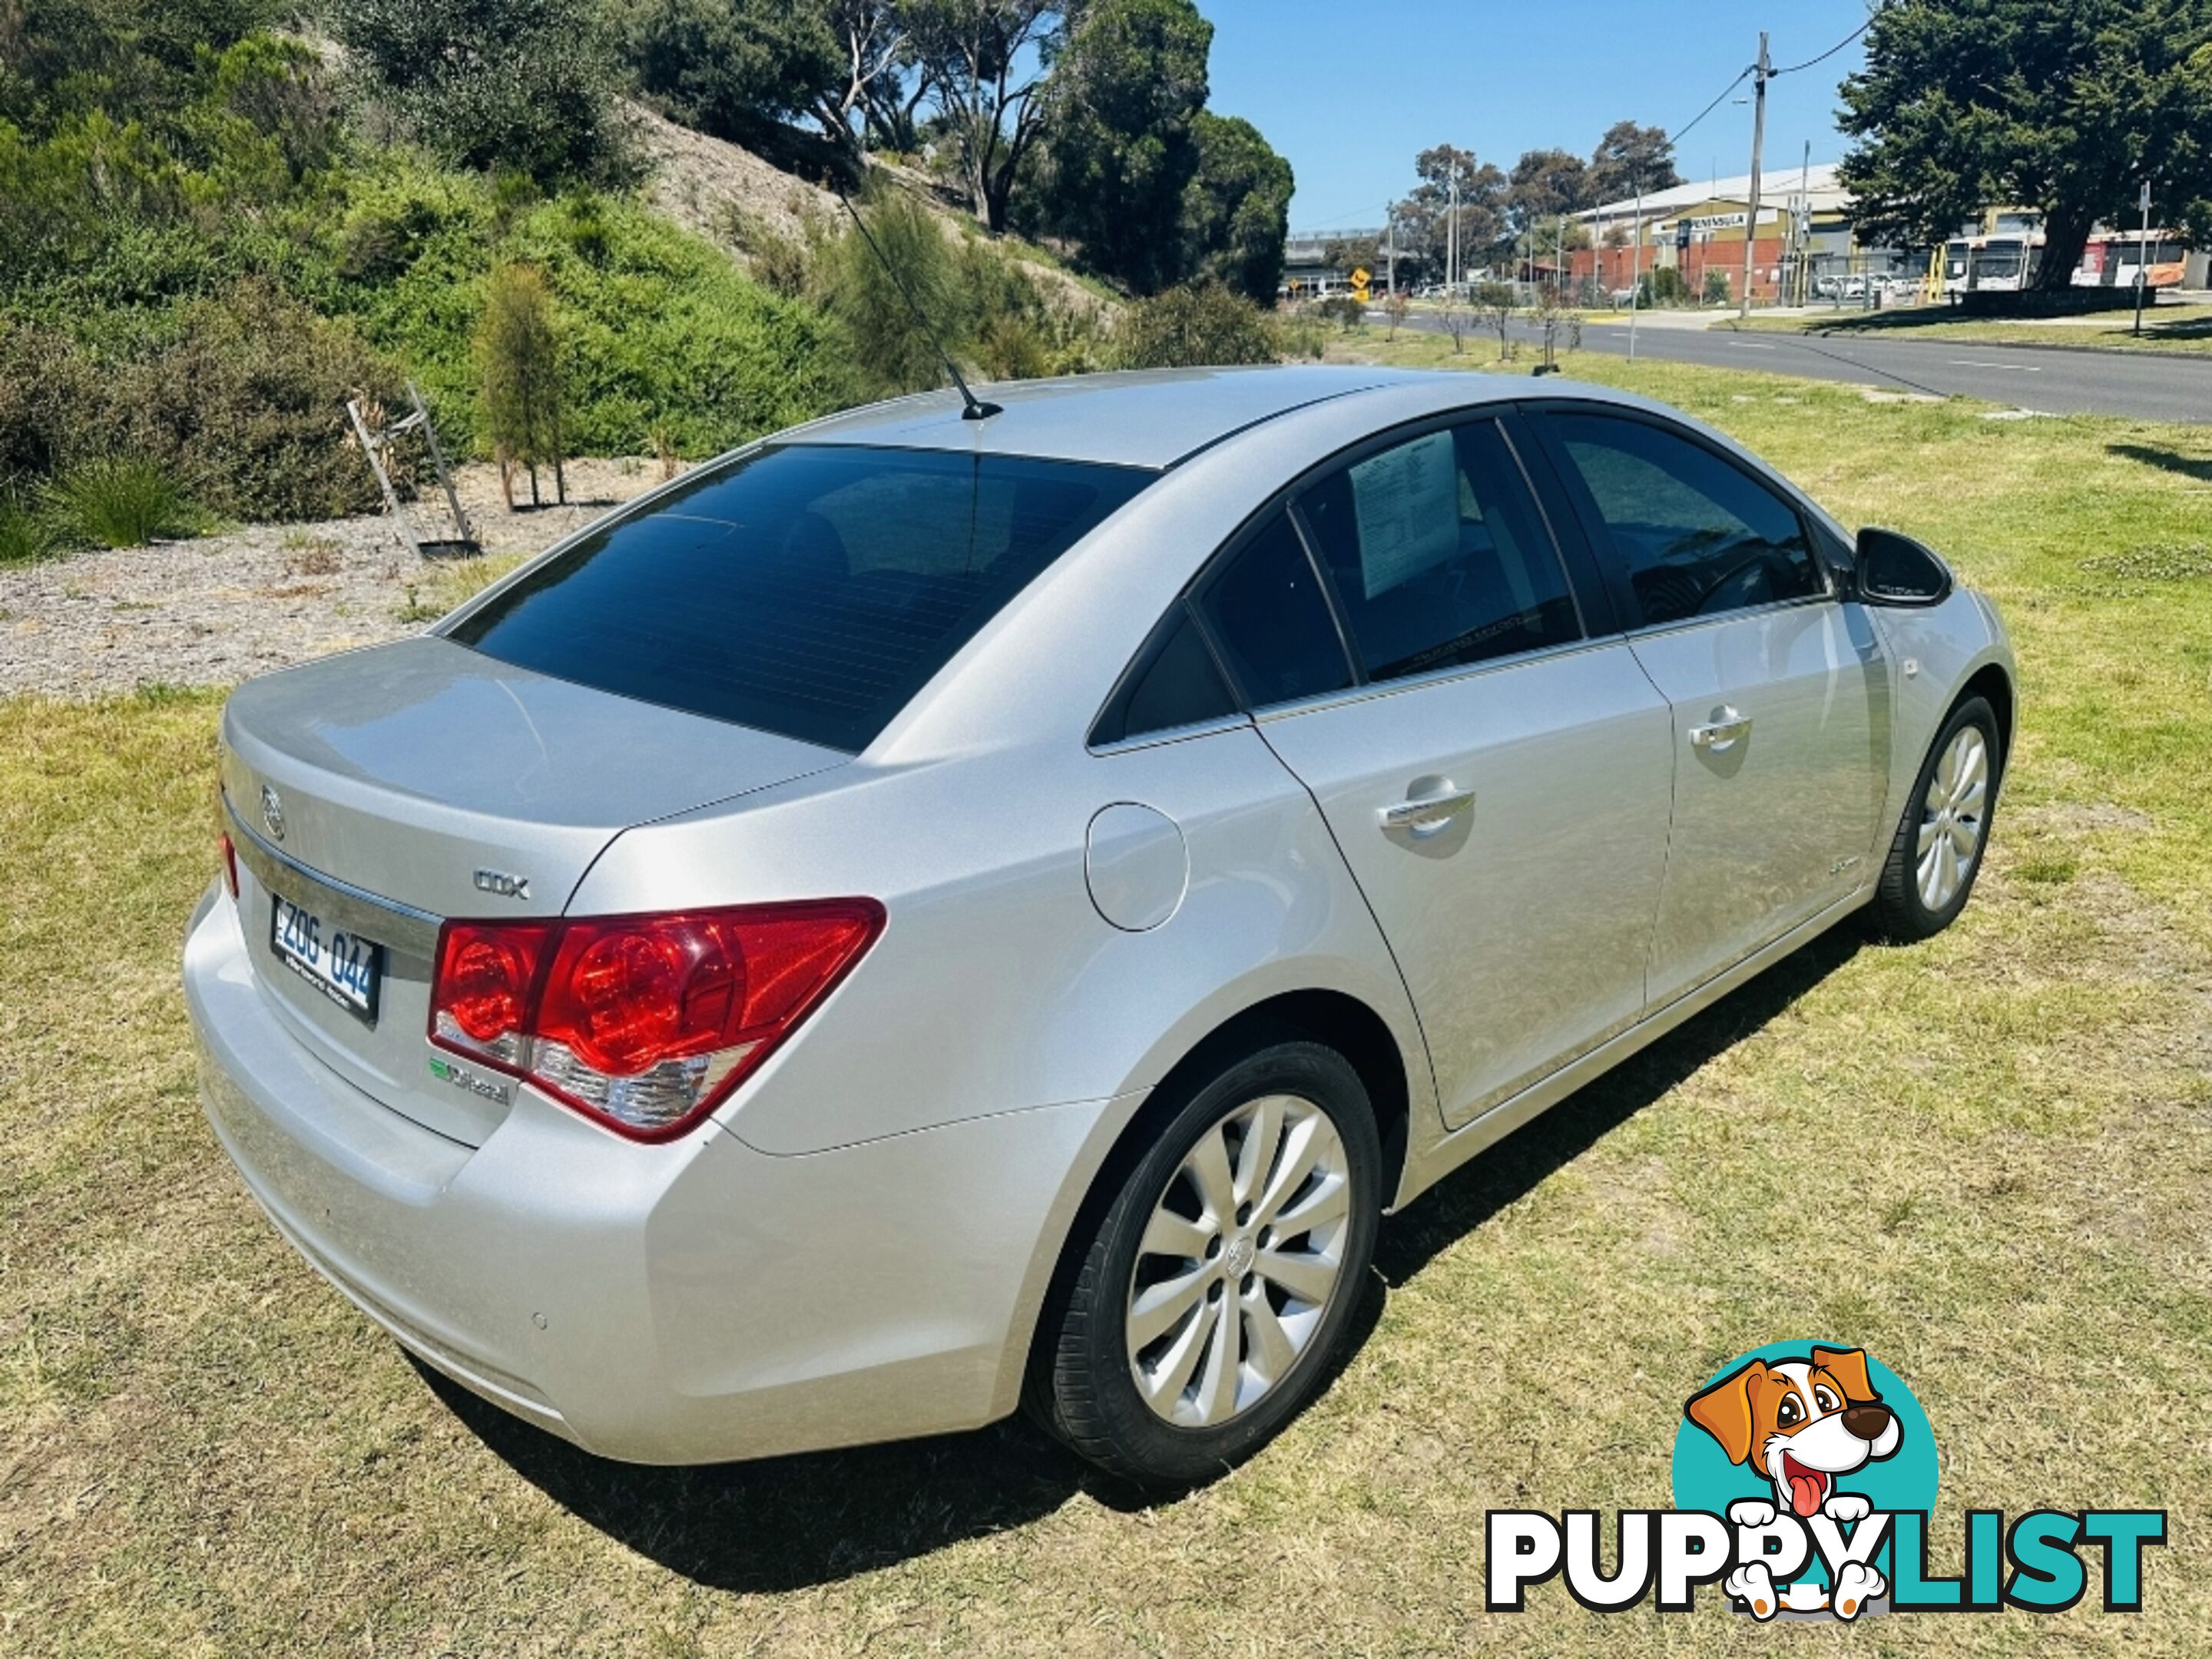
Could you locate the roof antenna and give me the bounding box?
[836,190,1001,421]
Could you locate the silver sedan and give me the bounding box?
[185,367,2013,1483]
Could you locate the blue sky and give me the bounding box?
[1198,0,1873,227]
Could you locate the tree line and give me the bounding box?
[331,0,1296,302]
[1326,121,1683,286]
[1839,0,2211,294]
[1348,0,2212,300]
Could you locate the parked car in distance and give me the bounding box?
[186,367,2014,1485]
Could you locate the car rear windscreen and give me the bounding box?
[445,445,1152,751]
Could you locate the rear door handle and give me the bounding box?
[1377,786,1475,833]
[1688,708,1753,753]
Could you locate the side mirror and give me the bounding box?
[1854,527,1954,607]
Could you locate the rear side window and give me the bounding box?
[446,445,1151,751]
[1195,512,1354,709]
[1093,607,1240,745]
[1296,419,1581,682]
[1542,412,1823,628]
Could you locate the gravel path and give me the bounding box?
[0,459,675,699]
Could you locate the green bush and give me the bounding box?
[46,457,188,548]
[0,493,62,565]
[329,0,628,186]
[318,163,848,458]
[111,283,405,521]
[0,321,100,483]
[1637,266,1688,307]
[0,283,402,525]
[818,190,962,399]
[477,262,568,498]
[606,0,842,146]
[976,313,1051,381]
[1112,281,1280,368]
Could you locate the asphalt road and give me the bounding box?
[1387,310,2212,423]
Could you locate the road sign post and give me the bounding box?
[2134,179,2153,338]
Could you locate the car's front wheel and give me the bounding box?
[1033,1040,1381,1485]
[1867,694,2001,942]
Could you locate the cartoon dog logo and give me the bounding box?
[1684,1346,1902,1619]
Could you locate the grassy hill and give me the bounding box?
[0,13,1130,550]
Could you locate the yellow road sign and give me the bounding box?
[1351,267,1370,286]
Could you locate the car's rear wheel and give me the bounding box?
[1033,1040,1380,1485]
[1867,694,2000,942]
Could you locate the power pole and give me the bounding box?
[1628,177,1643,361]
[1739,31,1769,320]
[1796,139,1811,306]
[1448,173,1459,294]
[1386,214,1396,296]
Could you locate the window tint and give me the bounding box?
[1545,413,1823,628]
[446,445,1149,751]
[1296,419,1581,681]
[1096,606,1240,743]
[1195,512,1353,708]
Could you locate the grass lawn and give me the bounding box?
[5,351,2211,1655]
[1720,303,2212,356]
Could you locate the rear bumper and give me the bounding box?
[184,886,1133,1464]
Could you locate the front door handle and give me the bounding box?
[1688,708,1753,753]
[1377,786,1475,834]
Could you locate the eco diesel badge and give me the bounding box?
[260,783,286,842]
[428,1056,510,1104]
[473,869,531,900]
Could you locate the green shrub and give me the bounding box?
[0,322,99,483]
[46,458,188,548]
[1637,266,1688,307]
[606,0,842,145]
[976,313,1051,381]
[1112,281,1280,368]
[477,262,567,499]
[329,0,628,186]
[109,282,404,521]
[818,190,962,399]
[1275,310,1326,360]
[326,161,849,458]
[0,284,396,525]
[718,205,820,299]
[1316,295,1364,330]
[0,493,62,565]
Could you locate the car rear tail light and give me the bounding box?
[219,831,240,899]
[429,902,883,1141]
[432,921,552,1070]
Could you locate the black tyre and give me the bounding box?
[1032,1040,1381,1485]
[1866,694,2001,943]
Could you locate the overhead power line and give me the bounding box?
[1670,66,1753,148]
[1770,19,1872,78]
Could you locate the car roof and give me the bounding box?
[780,366,1519,469]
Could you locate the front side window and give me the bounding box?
[1194,512,1354,709]
[1543,412,1823,628]
[1296,419,1581,682]
[446,445,1151,751]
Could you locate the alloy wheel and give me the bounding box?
[1916,724,1988,911]
[1124,1094,1353,1428]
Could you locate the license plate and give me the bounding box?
[270,892,382,1024]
